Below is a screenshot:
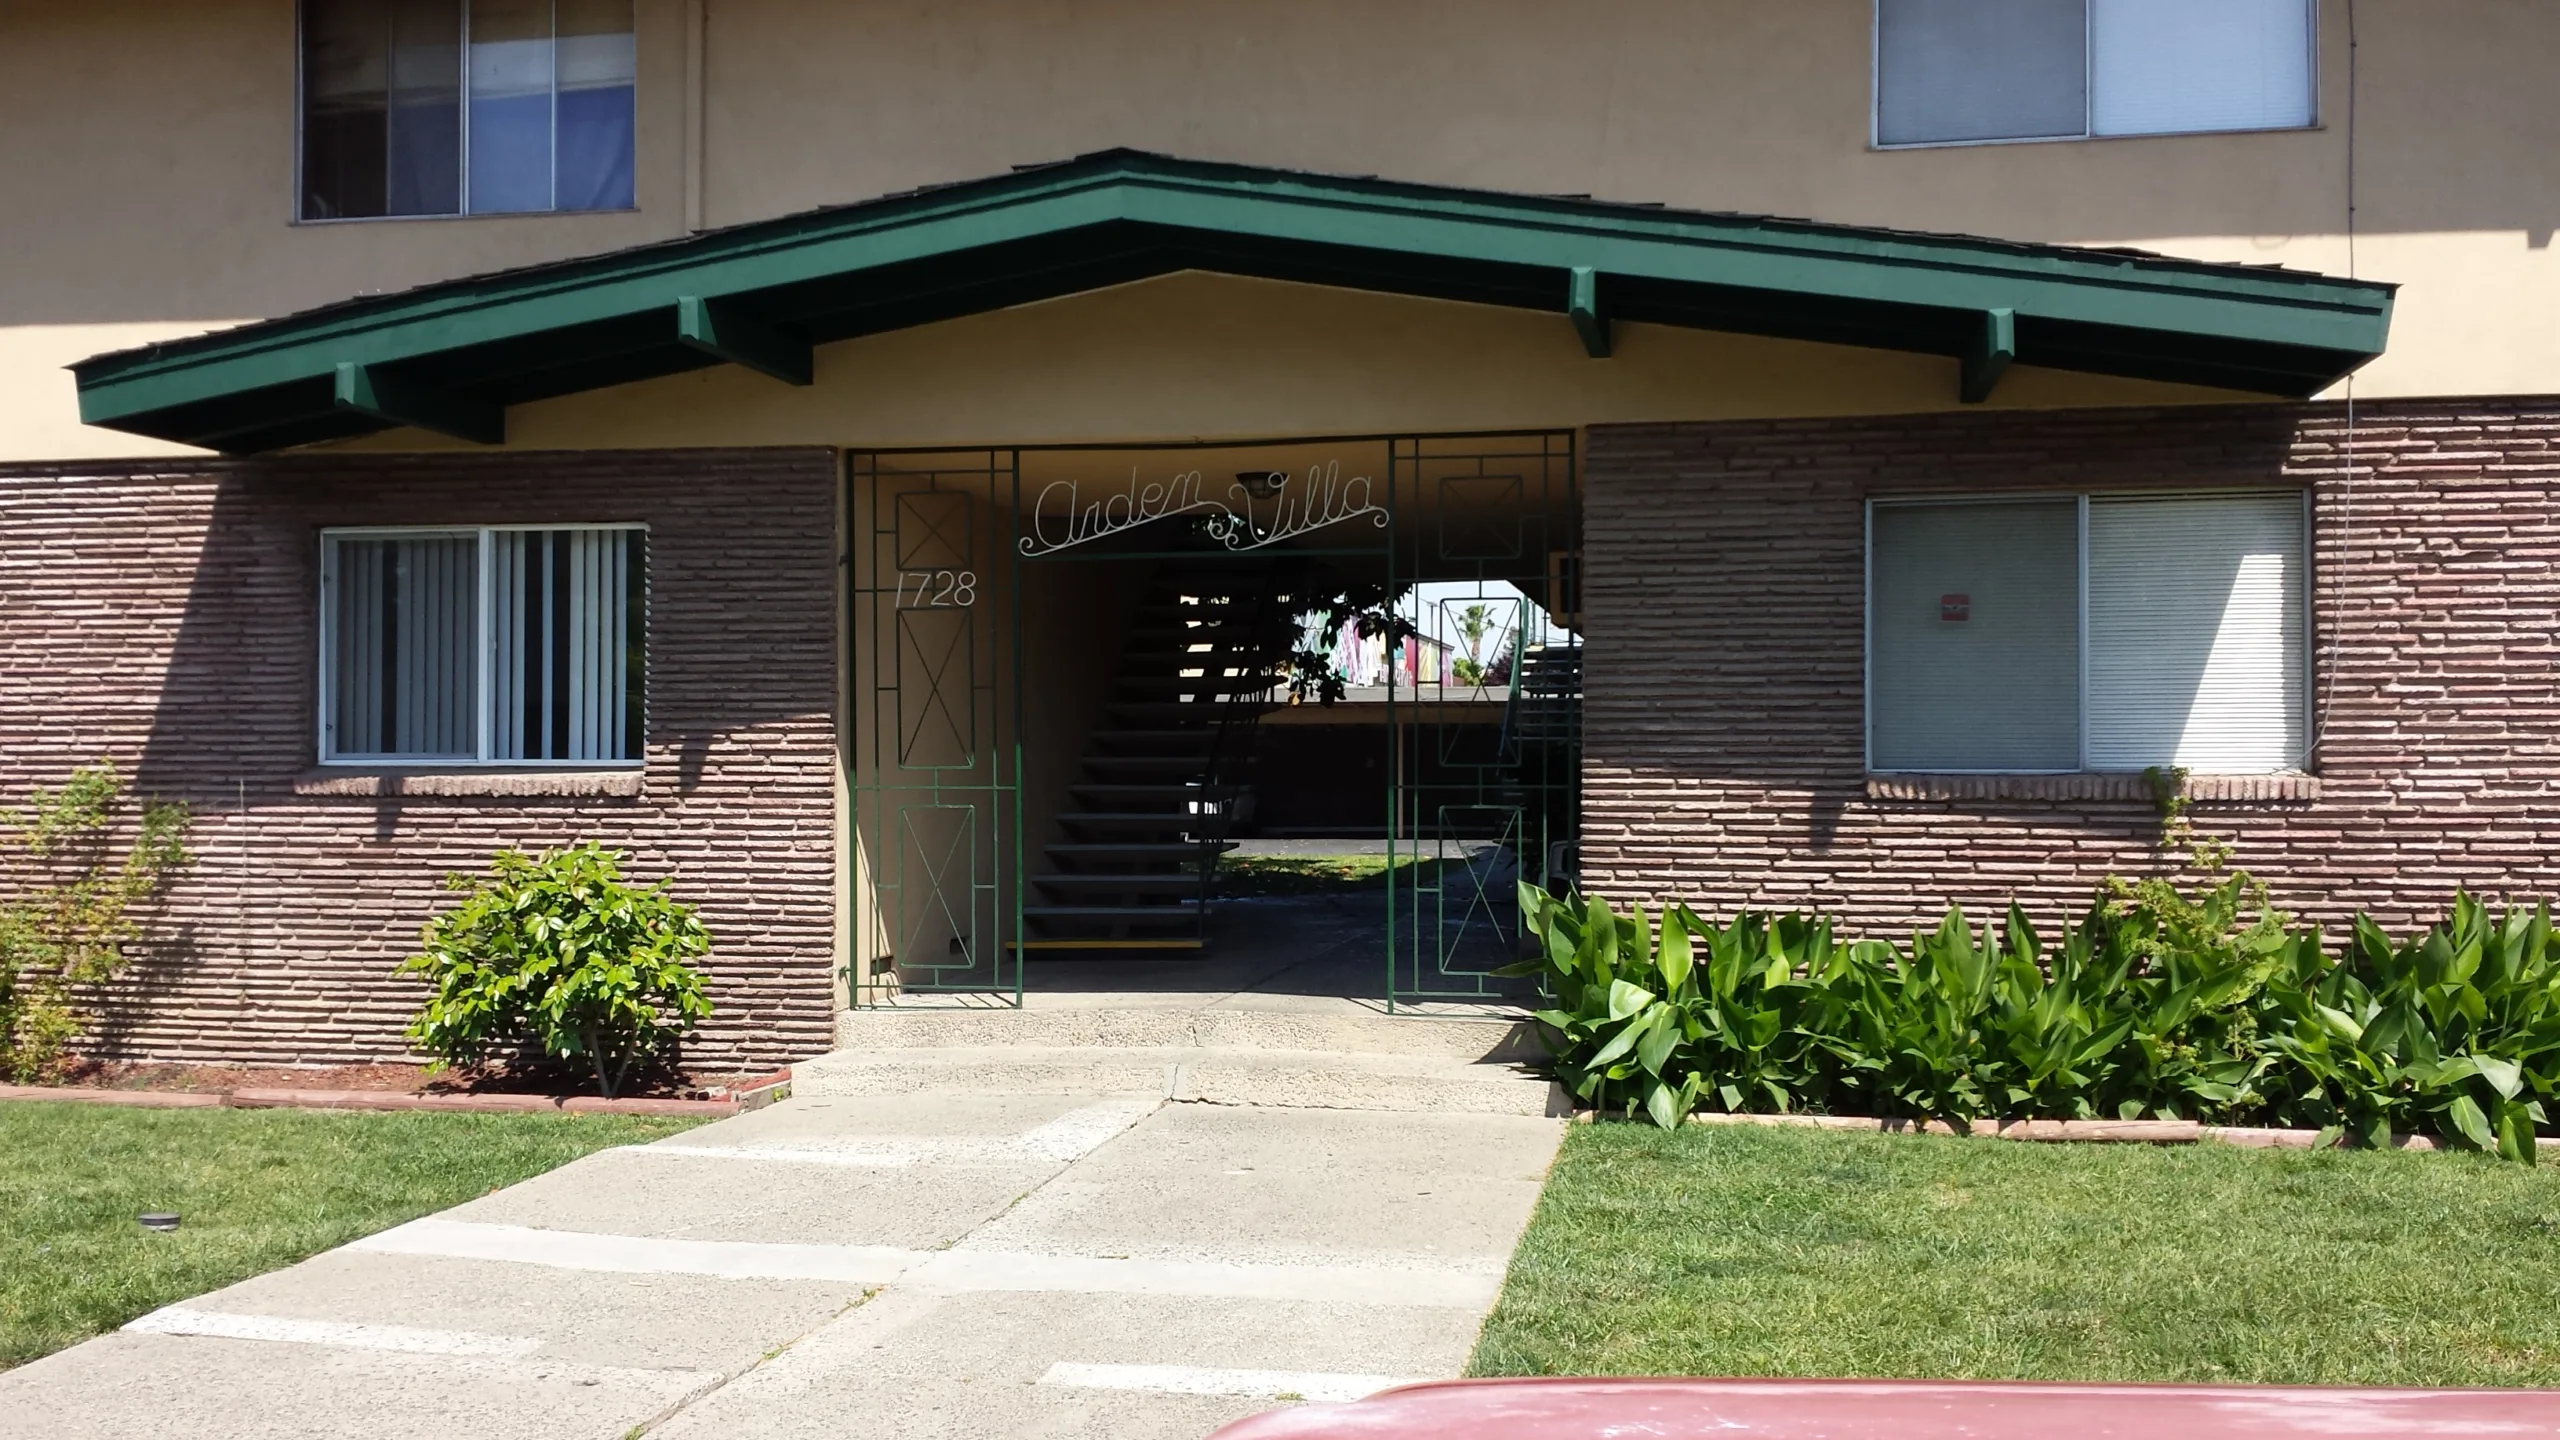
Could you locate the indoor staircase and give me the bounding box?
[1021,559,1307,955]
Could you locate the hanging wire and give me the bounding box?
[2313,0,2359,756]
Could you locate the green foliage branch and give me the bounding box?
[400,844,713,1099]
[0,762,192,1082]
[1285,582,1418,705]
[1508,876,2560,1162]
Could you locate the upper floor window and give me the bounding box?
[299,0,636,220]
[1875,0,2316,148]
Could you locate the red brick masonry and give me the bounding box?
[0,448,841,1068]
[11,403,2558,1065]
[1581,400,2560,939]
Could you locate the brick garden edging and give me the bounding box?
[0,1067,791,1117]
[1578,1109,2560,1154]
[0,1086,226,1109]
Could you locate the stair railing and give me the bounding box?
[1191,562,1295,927]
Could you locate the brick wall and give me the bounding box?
[0,448,841,1070]
[1581,399,2560,939]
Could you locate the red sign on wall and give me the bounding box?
[1940,593,1970,622]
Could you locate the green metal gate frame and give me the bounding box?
[1384,432,1580,1006]
[848,432,1578,1010]
[847,450,1024,1005]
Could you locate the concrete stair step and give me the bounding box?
[792,1044,1564,1116]
[832,1005,1540,1064]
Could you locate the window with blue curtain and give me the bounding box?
[301,0,634,220]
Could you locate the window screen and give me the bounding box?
[2086,494,2305,771]
[322,527,646,764]
[1876,0,2088,146]
[300,0,634,219]
[1869,500,2082,772]
[1876,0,2315,146]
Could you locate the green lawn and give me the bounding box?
[1217,852,1448,896]
[1472,1122,2560,1387]
[0,1102,700,1369]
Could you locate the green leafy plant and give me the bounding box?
[400,844,713,1098]
[1284,583,1418,705]
[1508,878,2560,1162]
[1451,602,1497,688]
[2142,764,2193,845]
[2253,897,2560,1161]
[0,762,192,1082]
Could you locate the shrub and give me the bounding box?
[1508,880,2560,1162]
[400,844,713,1098]
[0,762,192,1082]
[2254,897,2560,1161]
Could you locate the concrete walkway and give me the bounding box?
[0,1087,1564,1439]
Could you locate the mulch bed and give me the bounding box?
[48,1058,773,1103]
[2,1059,796,1116]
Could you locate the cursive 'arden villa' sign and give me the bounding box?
[1017,460,1388,557]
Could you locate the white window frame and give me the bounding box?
[292,0,640,225]
[317,522,648,767]
[1863,490,2312,775]
[1870,0,2321,151]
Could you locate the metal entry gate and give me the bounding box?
[847,433,1578,1009]
[1385,433,1580,1003]
[848,450,1022,1003]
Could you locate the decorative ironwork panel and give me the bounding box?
[895,607,977,769]
[850,451,1020,1003]
[1387,432,1580,1005]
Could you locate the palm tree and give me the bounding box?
[1452,602,1494,688]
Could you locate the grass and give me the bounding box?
[0,1101,701,1369]
[1215,852,1451,896]
[1471,1122,2560,1387]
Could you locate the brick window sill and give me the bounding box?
[293,768,644,799]
[1866,772,2320,805]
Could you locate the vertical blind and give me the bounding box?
[2087,494,2306,772]
[326,532,478,758]
[324,527,645,763]
[1869,494,2307,774]
[490,528,643,761]
[1869,499,2083,772]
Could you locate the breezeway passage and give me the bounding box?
[0,1090,1563,1439]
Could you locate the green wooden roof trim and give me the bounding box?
[74,150,2394,453]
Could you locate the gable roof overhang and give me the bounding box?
[74,151,2395,455]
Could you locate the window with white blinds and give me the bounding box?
[1876,0,2316,146]
[2087,494,2306,772]
[1868,494,2307,774]
[320,526,646,765]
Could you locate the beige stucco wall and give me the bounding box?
[0,0,695,459]
[4,0,2555,459]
